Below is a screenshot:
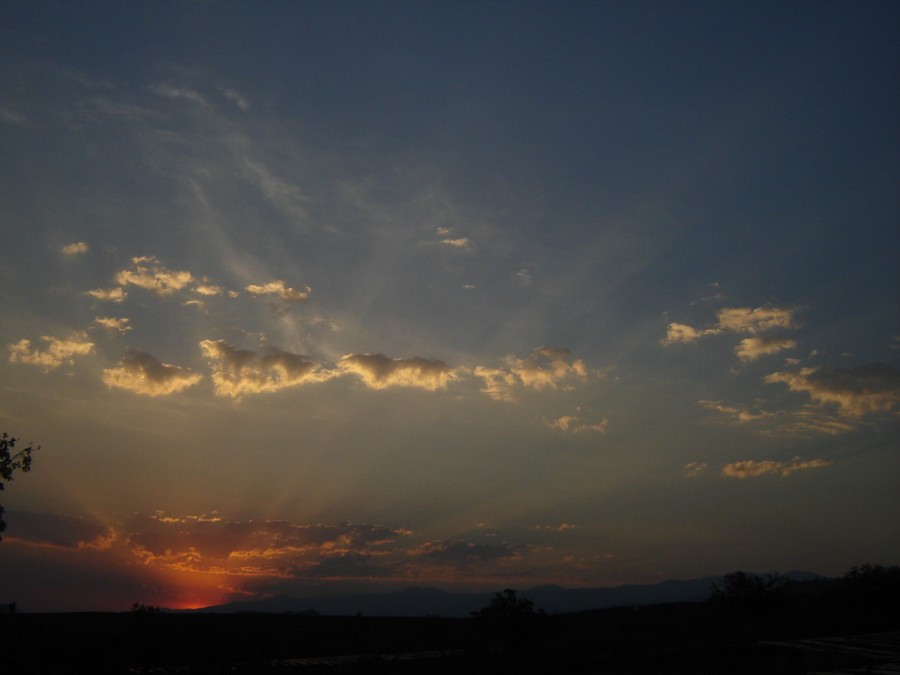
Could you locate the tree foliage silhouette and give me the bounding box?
[0,432,38,540]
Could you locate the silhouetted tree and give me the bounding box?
[471,589,547,651]
[0,432,38,540]
[712,571,786,601]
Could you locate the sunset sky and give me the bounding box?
[1,2,898,612]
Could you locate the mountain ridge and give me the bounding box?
[181,570,822,618]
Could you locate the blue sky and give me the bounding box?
[1,1,898,611]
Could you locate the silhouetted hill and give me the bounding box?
[185,571,822,617]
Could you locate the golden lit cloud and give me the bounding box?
[338,353,458,391]
[715,306,797,334]
[662,322,716,345]
[62,241,89,255]
[734,336,797,362]
[475,347,587,400]
[193,284,225,296]
[721,457,833,478]
[8,332,95,371]
[664,305,798,348]
[84,287,127,303]
[545,412,608,433]
[683,462,708,477]
[200,339,325,398]
[698,399,772,422]
[115,256,195,296]
[93,316,132,334]
[764,364,900,417]
[440,237,472,249]
[244,280,311,302]
[102,349,202,396]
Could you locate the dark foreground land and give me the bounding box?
[2,572,898,674]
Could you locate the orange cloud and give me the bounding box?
[721,457,833,478]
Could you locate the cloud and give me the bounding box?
[338,353,458,391]
[408,539,524,566]
[683,462,708,477]
[721,457,833,478]
[3,511,114,550]
[125,514,410,577]
[244,280,311,302]
[200,339,326,398]
[0,108,26,124]
[151,83,209,107]
[93,316,131,334]
[546,413,608,433]
[440,237,473,249]
[475,347,587,400]
[513,268,533,287]
[102,349,202,396]
[8,333,95,370]
[698,400,772,423]
[661,322,716,345]
[62,241,89,255]
[114,256,195,296]
[663,305,798,347]
[219,86,250,110]
[769,406,856,436]
[194,284,225,296]
[735,336,797,362]
[764,364,900,417]
[716,306,798,334]
[84,287,127,303]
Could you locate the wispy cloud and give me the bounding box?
[8,333,95,371]
[698,399,772,423]
[721,457,833,478]
[545,411,608,433]
[244,280,311,302]
[84,287,127,303]
[734,336,797,362]
[475,347,587,400]
[93,317,131,334]
[683,462,708,477]
[114,256,195,297]
[663,305,798,347]
[62,241,89,255]
[715,306,797,334]
[765,364,900,417]
[102,349,202,396]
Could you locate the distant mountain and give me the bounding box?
[183,571,822,618]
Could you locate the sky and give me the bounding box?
[0,1,898,612]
